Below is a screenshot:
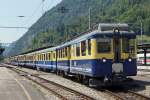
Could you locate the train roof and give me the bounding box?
[98,23,129,32]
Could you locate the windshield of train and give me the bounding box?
[96,38,111,53]
[122,38,136,56]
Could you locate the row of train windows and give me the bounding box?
[57,47,68,58]
[73,38,111,56]
[37,53,56,61]
[73,39,91,57]
[74,38,112,56]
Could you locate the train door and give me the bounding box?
[112,30,123,74]
[68,46,71,73]
[56,49,58,72]
[113,37,121,63]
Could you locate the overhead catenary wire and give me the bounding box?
[25,0,45,27]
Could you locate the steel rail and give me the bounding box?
[128,90,150,100]
[5,65,94,100]
[105,90,124,100]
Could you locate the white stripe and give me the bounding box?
[5,68,32,100]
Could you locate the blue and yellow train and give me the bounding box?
[8,23,137,86]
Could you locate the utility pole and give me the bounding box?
[140,21,143,43]
[89,7,91,30]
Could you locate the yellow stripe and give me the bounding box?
[5,68,32,100]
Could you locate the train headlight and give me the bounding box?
[128,58,132,62]
[114,29,119,33]
[102,58,107,63]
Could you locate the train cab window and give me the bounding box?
[88,39,91,55]
[96,38,111,53]
[122,38,129,53]
[81,41,86,56]
[76,43,80,56]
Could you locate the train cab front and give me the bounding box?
[110,28,137,84]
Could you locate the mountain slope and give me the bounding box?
[5,0,150,56]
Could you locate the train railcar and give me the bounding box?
[11,56,19,66]
[18,55,26,66]
[35,47,57,71]
[25,52,36,68]
[8,23,137,86]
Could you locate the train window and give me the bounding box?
[46,53,48,60]
[48,53,50,60]
[88,39,91,55]
[76,43,80,56]
[63,49,64,58]
[97,38,111,53]
[53,53,55,59]
[60,49,62,58]
[42,54,44,61]
[61,49,63,58]
[59,50,61,58]
[39,55,40,61]
[58,51,59,58]
[65,47,67,57]
[43,54,45,60]
[59,50,60,58]
[122,38,129,53]
[81,41,86,56]
[62,49,64,58]
[72,45,75,56]
[45,54,47,60]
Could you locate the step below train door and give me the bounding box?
[112,29,123,74]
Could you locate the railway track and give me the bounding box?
[104,89,150,100]
[3,64,150,100]
[4,65,94,100]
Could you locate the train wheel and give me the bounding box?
[82,76,89,85]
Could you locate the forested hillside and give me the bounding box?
[4,0,150,56]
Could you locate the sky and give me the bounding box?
[0,0,62,43]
